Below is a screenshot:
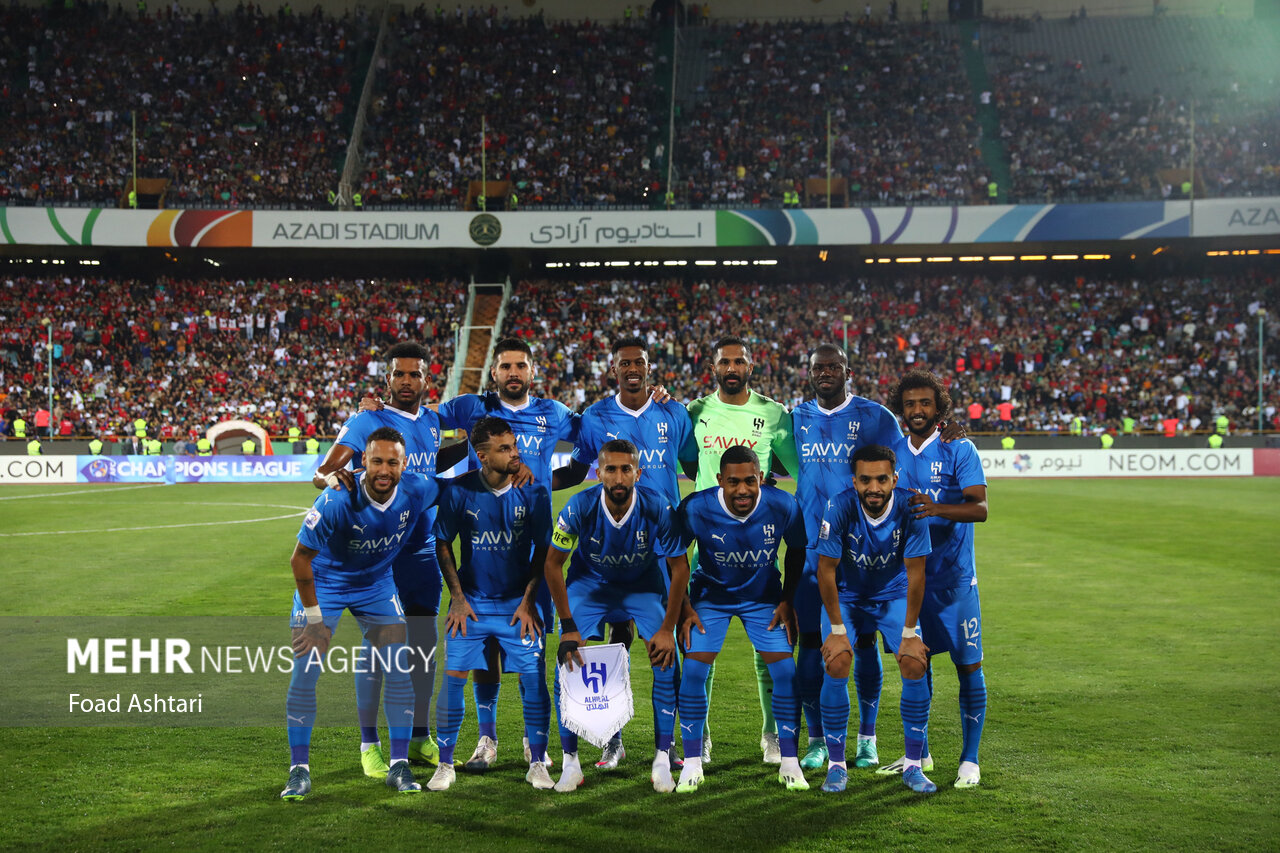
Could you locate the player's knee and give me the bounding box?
[686,651,716,665]
[825,656,851,680]
[368,624,407,646]
[799,631,822,649]
[897,654,927,681]
[853,632,877,650]
[958,661,982,675]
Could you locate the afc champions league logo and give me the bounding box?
[581,661,607,694]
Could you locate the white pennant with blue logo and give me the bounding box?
[556,643,634,749]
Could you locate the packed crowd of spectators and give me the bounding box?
[0,275,463,441]
[358,8,659,208]
[677,18,985,207]
[0,2,367,208]
[987,47,1280,201]
[499,273,1280,434]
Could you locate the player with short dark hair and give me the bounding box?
[673,446,809,793]
[428,417,555,791]
[679,335,801,765]
[544,439,691,793]
[884,370,989,789]
[815,444,934,794]
[312,341,465,775]
[280,427,442,800]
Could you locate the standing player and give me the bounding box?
[680,335,800,764]
[815,445,934,794]
[280,427,442,800]
[436,338,576,770]
[428,417,554,791]
[884,370,988,789]
[544,439,691,793]
[555,335,694,769]
[314,342,464,776]
[674,446,808,793]
[790,343,906,772]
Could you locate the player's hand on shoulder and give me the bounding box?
[907,488,937,518]
[292,622,332,657]
[938,419,966,442]
[511,460,535,488]
[359,390,386,413]
[445,596,477,637]
[646,630,677,670]
[648,384,673,404]
[557,631,585,670]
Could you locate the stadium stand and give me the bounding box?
[0,276,463,439]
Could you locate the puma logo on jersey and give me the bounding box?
[466,509,480,519]
[800,425,813,434]
[711,533,726,543]
[351,523,367,534]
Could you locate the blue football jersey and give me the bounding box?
[792,394,903,542]
[816,486,932,602]
[438,392,578,492]
[298,472,441,587]
[550,483,684,592]
[336,405,444,549]
[432,470,552,615]
[894,432,986,588]
[677,485,808,605]
[570,394,695,507]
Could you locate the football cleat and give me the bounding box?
[668,746,684,770]
[652,755,676,793]
[800,741,828,771]
[675,764,704,794]
[426,763,456,791]
[280,766,311,801]
[595,738,626,770]
[361,744,390,779]
[523,736,555,768]
[701,730,712,764]
[954,761,981,789]
[464,736,498,772]
[526,762,555,790]
[778,767,810,791]
[820,765,848,793]
[760,731,782,765]
[877,753,933,775]
[854,738,880,769]
[407,738,440,766]
[385,761,422,794]
[902,765,938,794]
[554,762,585,793]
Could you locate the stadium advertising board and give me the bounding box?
[979,448,1254,478]
[0,456,323,484]
[4,197,1277,249]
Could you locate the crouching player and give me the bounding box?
[815,445,935,794]
[674,445,808,793]
[544,439,691,793]
[428,416,554,791]
[281,427,443,800]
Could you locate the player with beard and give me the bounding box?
[883,370,988,789]
[679,335,799,764]
[554,336,694,770]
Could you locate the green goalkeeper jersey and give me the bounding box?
[682,390,799,492]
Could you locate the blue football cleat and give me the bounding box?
[820,765,848,793]
[902,765,937,794]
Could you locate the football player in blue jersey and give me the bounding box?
[673,445,809,793]
[313,342,470,777]
[280,427,442,801]
[790,343,905,772]
[554,335,695,769]
[815,444,934,794]
[544,439,691,793]
[427,416,555,791]
[882,370,989,789]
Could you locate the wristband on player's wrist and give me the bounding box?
[560,617,578,635]
[304,605,323,625]
[902,625,920,639]
[829,624,848,636]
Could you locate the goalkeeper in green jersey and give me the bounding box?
[679,335,800,765]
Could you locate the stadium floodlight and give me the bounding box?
[988,255,1015,261]
[753,259,778,265]
[1020,255,1047,261]
[1082,254,1110,260]
[606,261,630,267]
[895,257,922,263]
[877,258,891,264]
[927,257,953,263]
[1052,254,1079,260]
[694,260,716,266]
[959,256,983,262]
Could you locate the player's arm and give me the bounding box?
[435,537,477,637]
[436,440,471,473]
[816,553,851,667]
[551,458,591,491]
[897,555,929,675]
[313,442,356,491]
[648,553,689,670]
[289,543,331,656]
[543,545,585,668]
[770,408,799,478]
[908,484,988,522]
[513,544,547,640]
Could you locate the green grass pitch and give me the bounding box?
[0,477,1277,851]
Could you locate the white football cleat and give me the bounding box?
[954,761,981,789]
[554,758,585,793]
[464,736,498,772]
[760,731,782,765]
[426,763,456,791]
[652,753,676,793]
[526,762,555,790]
